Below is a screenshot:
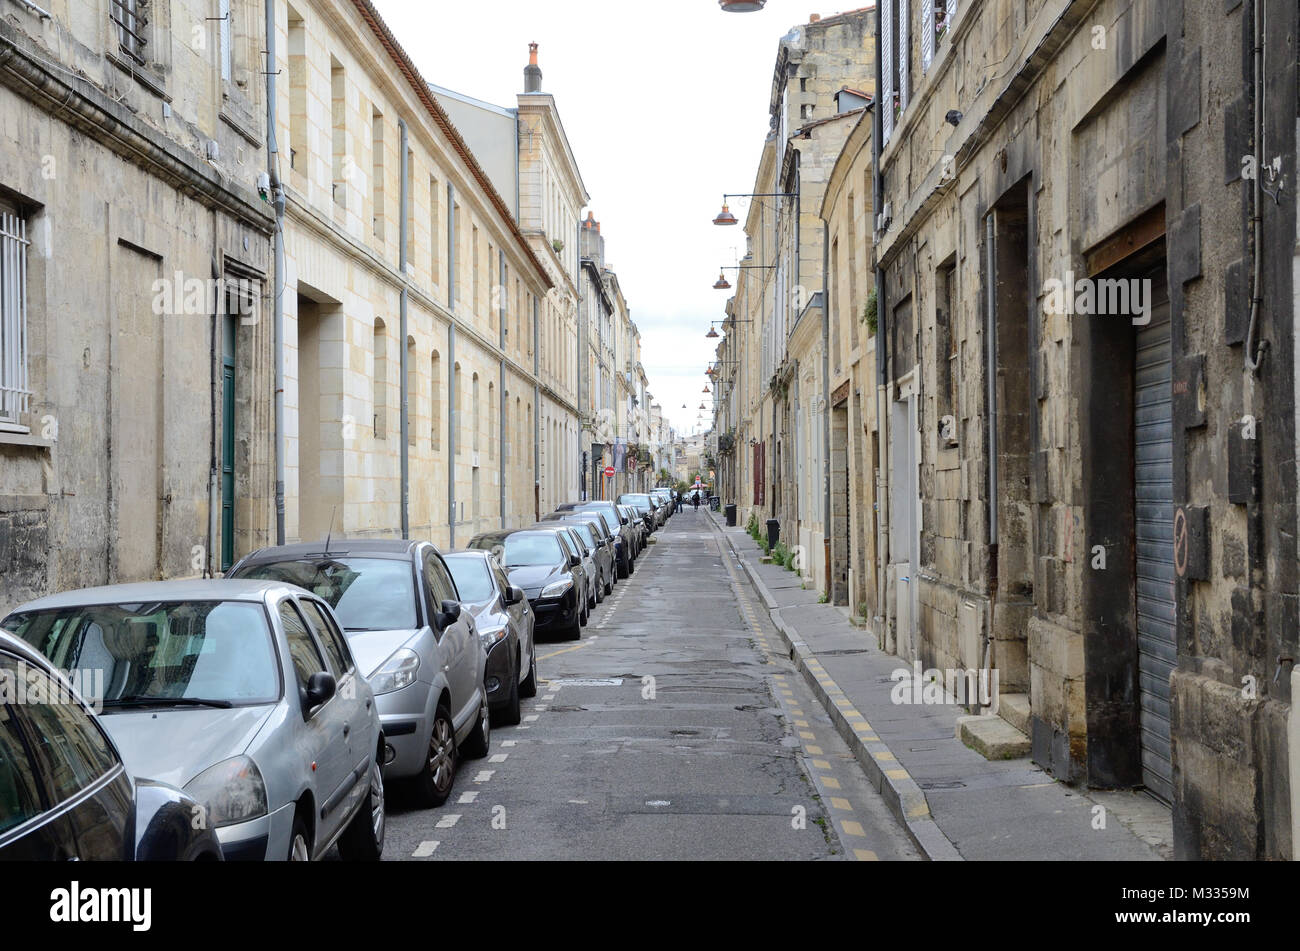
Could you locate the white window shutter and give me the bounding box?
[922,0,934,71]
[881,0,894,143]
[898,0,910,113]
[946,0,958,30]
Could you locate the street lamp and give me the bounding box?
[713,271,732,290]
[706,327,720,339]
[713,203,739,226]
[719,0,766,10]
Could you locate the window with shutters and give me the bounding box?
[0,199,30,430]
[881,0,896,143]
[923,0,957,71]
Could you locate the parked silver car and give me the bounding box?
[229,540,491,808]
[2,580,386,862]
[444,550,537,726]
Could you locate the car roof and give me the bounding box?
[237,539,426,564]
[3,579,299,615]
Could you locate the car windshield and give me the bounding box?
[501,533,564,567]
[234,557,417,631]
[444,556,495,602]
[4,601,279,706]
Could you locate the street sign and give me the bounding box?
[603,466,615,478]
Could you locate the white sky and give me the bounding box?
[372,0,832,437]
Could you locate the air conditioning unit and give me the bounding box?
[876,203,892,232]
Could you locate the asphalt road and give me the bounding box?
[379,507,919,861]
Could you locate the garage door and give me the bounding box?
[1134,294,1174,802]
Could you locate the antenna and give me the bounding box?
[325,505,338,554]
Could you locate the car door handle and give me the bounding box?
[343,724,350,737]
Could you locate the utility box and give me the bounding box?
[766,518,780,550]
[725,504,737,527]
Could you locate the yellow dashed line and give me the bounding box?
[799,731,815,740]
[841,820,866,837]
[821,775,841,789]
[538,641,595,661]
[811,758,831,769]
[830,797,852,811]
[886,768,909,780]
[873,751,897,762]
[854,849,879,861]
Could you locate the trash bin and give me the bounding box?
[724,503,737,527]
[766,518,780,550]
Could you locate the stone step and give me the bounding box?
[956,713,1031,760]
[998,693,1031,735]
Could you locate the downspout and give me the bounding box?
[822,219,831,596]
[499,247,507,529]
[209,250,220,577]
[1244,0,1267,376]
[533,294,541,522]
[399,118,410,539]
[872,11,890,639]
[266,0,286,545]
[447,182,457,548]
[984,210,1000,681]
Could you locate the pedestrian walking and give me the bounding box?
[692,491,700,511]
[674,491,683,514]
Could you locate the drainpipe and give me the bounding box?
[499,247,507,529]
[209,251,220,577]
[984,210,1000,676]
[872,11,890,640]
[533,295,541,522]
[447,183,457,547]
[399,119,410,539]
[266,0,286,545]
[1244,0,1267,376]
[821,219,831,596]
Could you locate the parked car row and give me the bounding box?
[0,490,680,861]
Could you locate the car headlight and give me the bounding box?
[183,756,268,829]
[371,648,420,695]
[540,578,573,599]
[479,625,509,649]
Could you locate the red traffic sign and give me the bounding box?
[603,466,615,478]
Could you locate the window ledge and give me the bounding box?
[0,429,53,450]
[105,51,170,101]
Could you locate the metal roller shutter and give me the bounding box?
[1134,298,1174,802]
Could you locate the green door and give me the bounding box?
[221,315,236,571]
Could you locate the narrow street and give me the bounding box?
[381,509,918,861]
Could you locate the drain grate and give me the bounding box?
[919,780,966,790]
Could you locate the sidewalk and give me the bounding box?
[708,512,1171,862]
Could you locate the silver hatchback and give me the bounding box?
[1,579,386,862]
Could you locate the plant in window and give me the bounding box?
[862,287,878,336]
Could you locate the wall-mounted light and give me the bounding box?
[713,271,732,290]
[713,203,739,226]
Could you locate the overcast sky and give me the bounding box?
[373,0,830,437]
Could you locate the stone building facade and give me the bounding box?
[276,1,572,550]
[874,0,1298,858]
[720,9,877,599]
[0,0,276,613]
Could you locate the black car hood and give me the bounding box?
[506,563,566,598]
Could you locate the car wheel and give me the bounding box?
[462,695,491,759]
[338,754,385,861]
[496,655,522,726]
[288,813,311,862]
[564,614,582,641]
[604,574,613,597]
[520,646,538,698]
[412,709,457,807]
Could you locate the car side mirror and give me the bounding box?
[569,554,581,568]
[436,599,462,628]
[304,671,336,711]
[506,585,525,605]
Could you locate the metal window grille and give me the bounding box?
[110,0,147,65]
[0,207,31,426]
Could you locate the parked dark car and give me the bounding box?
[444,550,537,726]
[228,540,490,808]
[618,503,647,552]
[618,493,658,535]
[468,529,585,640]
[0,630,225,861]
[553,515,615,599]
[531,524,599,610]
[555,501,637,578]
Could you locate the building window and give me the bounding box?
[430,350,441,450]
[110,0,148,65]
[372,318,387,439]
[0,201,30,429]
[218,0,232,83]
[330,57,346,209]
[372,106,385,241]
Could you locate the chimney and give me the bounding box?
[809,13,820,22]
[524,42,542,93]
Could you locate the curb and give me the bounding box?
[708,515,964,862]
